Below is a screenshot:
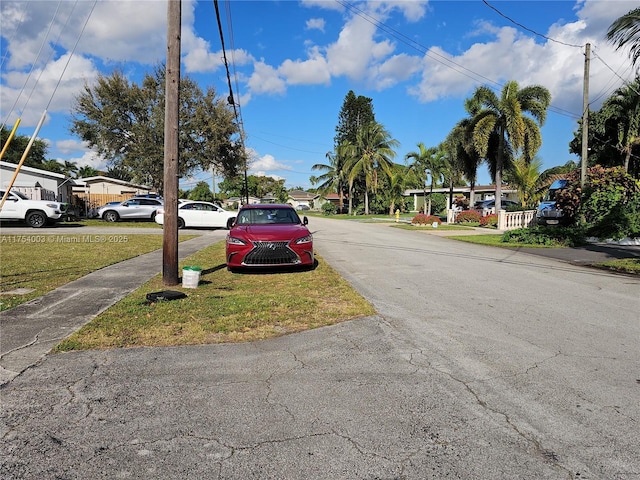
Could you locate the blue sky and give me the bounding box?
[1,0,638,192]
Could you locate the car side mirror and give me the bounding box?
[303,216,308,225]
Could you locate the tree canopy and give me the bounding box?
[70,65,244,193]
[1,126,49,169]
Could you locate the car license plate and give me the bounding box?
[547,219,559,225]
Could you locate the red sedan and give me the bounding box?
[226,204,314,271]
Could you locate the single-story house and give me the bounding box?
[287,190,320,210]
[73,176,153,209]
[222,196,262,209]
[1,161,74,202]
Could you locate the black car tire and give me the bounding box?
[177,217,185,229]
[226,217,235,229]
[26,211,47,228]
[103,211,119,222]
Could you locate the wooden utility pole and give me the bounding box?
[581,43,590,188]
[163,0,181,286]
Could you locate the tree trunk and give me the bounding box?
[348,182,354,215]
[624,149,630,173]
[364,190,369,215]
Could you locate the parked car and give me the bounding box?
[226,204,314,271]
[154,201,236,229]
[474,199,520,210]
[97,198,163,222]
[537,179,569,225]
[295,204,310,211]
[0,189,68,227]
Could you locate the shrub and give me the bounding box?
[555,165,640,239]
[479,214,498,227]
[455,210,482,224]
[502,226,586,247]
[412,214,442,225]
[322,202,337,216]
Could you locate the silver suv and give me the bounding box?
[97,198,163,222]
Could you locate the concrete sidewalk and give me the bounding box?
[0,233,224,385]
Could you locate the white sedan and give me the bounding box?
[155,201,237,229]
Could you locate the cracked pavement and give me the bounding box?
[1,217,639,479]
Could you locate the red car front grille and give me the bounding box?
[243,241,300,265]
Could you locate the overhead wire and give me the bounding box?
[337,0,582,119]
[481,0,584,49]
[1,0,63,129]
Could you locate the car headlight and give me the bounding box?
[227,236,247,246]
[295,234,313,245]
[46,203,58,209]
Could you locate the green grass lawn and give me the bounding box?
[0,234,194,311]
[53,242,375,351]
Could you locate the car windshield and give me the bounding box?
[236,208,299,225]
[2,190,29,200]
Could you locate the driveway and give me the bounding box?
[1,217,639,479]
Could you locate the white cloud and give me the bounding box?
[1,53,99,127]
[301,0,344,13]
[247,61,286,95]
[279,48,331,86]
[306,18,325,32]
[249,154,292,174]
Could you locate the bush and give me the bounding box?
[502,226,586,247]
[556,165,640,239]
[322,202,337,216]
[455,210,482,224]
[479,214,498,227]
[412,214,442,225]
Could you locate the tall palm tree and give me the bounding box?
[311,150,347,212]
[343,122,399,215]
[445,117,482,207]
[468,80,551,211]
[405,143,446,215]
[607,8,640,71]
[384,164,411,215]
[596,78,640,173]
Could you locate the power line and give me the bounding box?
[481,0,584,49]
[338,0,582,119]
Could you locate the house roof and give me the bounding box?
[288,190,319,200]
[76,176,151,190]
[1,160,69,180]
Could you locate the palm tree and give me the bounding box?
[468,80,551,211]
[405,143,446,215]
[607,8,640,71]
[507,156,544,208]
[596,78,640,173]
[444,116,483,207]
[384,164,411,215]
[60,160,79,178]
[77,165,99,178]
[343,122,399,215]
[311,150,347,213]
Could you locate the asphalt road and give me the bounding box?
[1,217,639,479]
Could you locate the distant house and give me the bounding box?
[0,161,74,202]
[403,184,519,212]
[222,196,261,209]
[287,190,320,210]
[73,176,153,209]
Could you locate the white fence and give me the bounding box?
[447,209,537,231]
